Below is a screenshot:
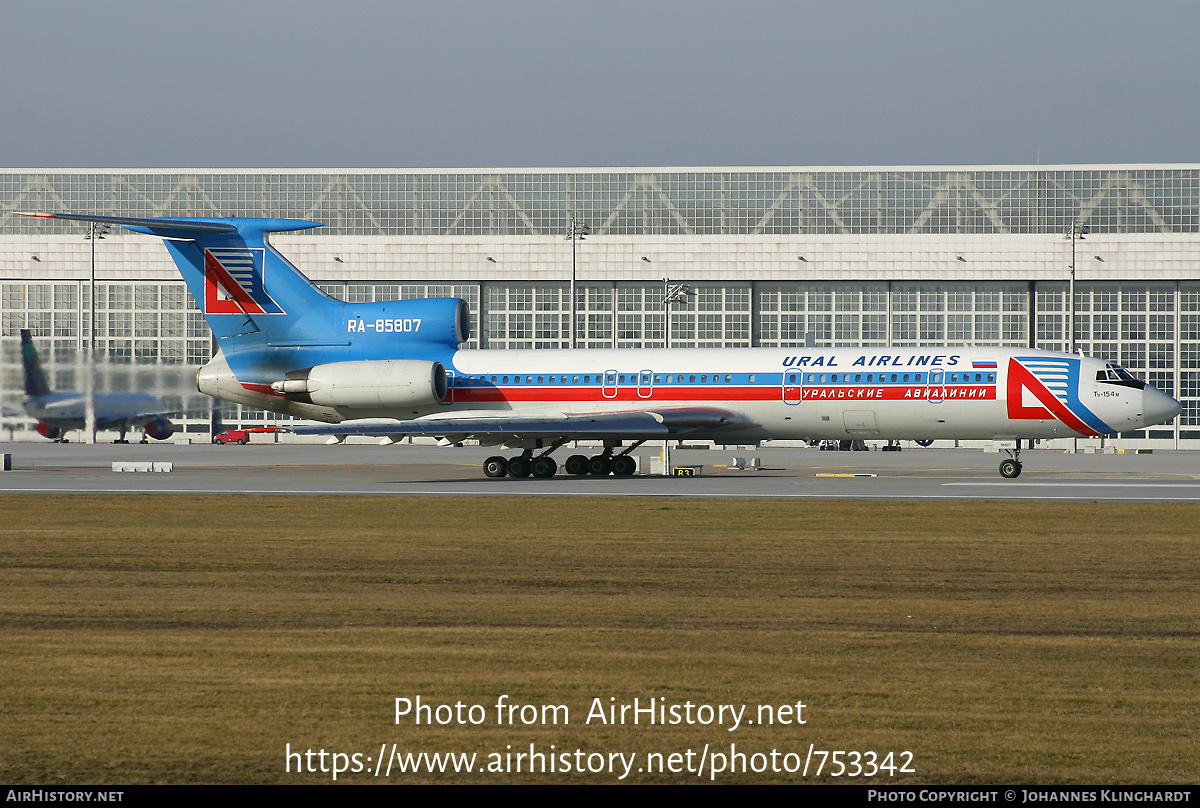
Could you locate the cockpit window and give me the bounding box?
[1096,363,1145,390]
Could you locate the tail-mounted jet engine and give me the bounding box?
[272,360,448,415]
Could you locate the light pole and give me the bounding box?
[1065,220,1087,355]
[1065,220,1088,453]
[84,222,109,444]
[661,279,690,474]
[565,214,590,349]
[662,279,690,350]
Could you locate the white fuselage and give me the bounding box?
[426,345,1168,441]
[211,345,1178,442]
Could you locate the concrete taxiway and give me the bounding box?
[1,442,1198,501]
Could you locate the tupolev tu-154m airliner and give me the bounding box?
[18,212,1182,479]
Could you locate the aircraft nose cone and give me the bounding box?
[1141,385,1182,427]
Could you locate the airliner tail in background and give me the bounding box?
[18,328,176,443]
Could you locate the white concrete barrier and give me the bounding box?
[110,461,168,473]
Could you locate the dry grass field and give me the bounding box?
[1,494,1197,784]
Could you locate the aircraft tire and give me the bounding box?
[588,456,613,476]
[508,456,532,478]
[532,457,557,478]
[999,459,1022,479]
[611,456,636,476]
[915,439,934,447]
[565,454,589,476]
[483,456,508,478]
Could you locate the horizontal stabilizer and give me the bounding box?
[15,211,239,234]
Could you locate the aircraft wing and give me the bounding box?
[288,407,757,442]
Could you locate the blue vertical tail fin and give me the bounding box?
[14,212,468,390]
[15,212,331,345]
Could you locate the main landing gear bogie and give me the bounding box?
[483,451,638,479]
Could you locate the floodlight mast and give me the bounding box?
[661,279,690,474]
[1065,220,1088,355]
[1065,220,1089,454]
[565,214,590,349]
[83,222,109,444]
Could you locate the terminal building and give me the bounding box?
[1,165,1197,446]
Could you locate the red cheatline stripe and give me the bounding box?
[449,385,995,404]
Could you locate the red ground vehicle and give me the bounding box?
[212,427,281,444]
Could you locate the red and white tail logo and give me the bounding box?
[203,248,284,315]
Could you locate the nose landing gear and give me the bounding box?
[999,447,1023,479]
